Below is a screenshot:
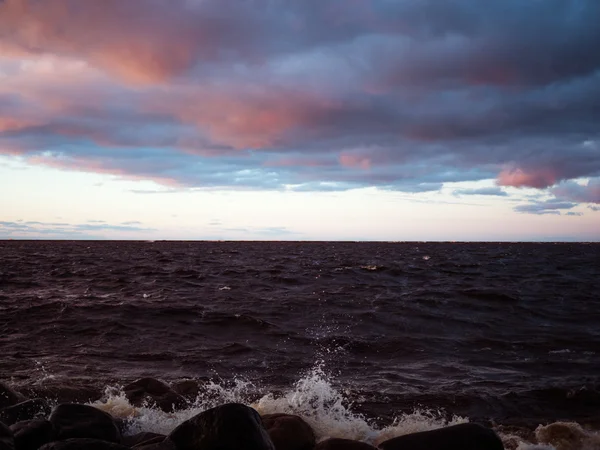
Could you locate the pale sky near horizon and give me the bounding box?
[1,0,599,241]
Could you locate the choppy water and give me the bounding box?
[1,241,599,449]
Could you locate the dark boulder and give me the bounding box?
[0,421,15,450]
[262,414,315,450]
[315,439,377,450]
[168,403,275,450]
[378,423,504,450]
[122,433,166,448]
[49,404,120,443]
[38,438,131,450]
[0,383,25,409]
[10,420,55,450]
[1,400,51,426]
[170,381,202,401]
[123,379,187,413]
[134,440,175,450]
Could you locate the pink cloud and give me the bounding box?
[0,0,254,84]
[339,153,372,170]
[496,167,559,189]
[0,116,38,133]
[146,85,342,150]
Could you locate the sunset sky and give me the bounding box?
[1,0,599,241]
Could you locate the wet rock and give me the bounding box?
[134,440,175,450]
[170,380,201,401]
[0,421,15,450]
[0,400,51,426]
[262,414,315,450]
[535,422,594,450]
[123,379,187,413]
[168,403,275,450]
[38,438,131,450]
[122,433,166,448]
[10,419,55,450]
[315,439,377,450]
[0,383,26,409]
[19,385,103,405]
[49,404,120,443]
[378,423,504,450]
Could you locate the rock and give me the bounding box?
[262,414,315,450]
[171,381,201,401]
[0,421,15,450]
[10,420,55,450]
[168,403,275,450]
[315,439,377,450]
[378,423,504,450]
[49,404,121,443]
[122,433,165,448]
[134,440,175,450]
[123,379,187,413]
[38,438,131,450]
[0,400,51,426]
[0,383,26,409]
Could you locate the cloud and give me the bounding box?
[1,0,600,199]
[514,200,577,215]
[0,219,154,237]
[453,186,507,197]
[551,179,600,204]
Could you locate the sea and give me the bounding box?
[1,241,599,449]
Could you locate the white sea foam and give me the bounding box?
[93,363,468,444]
[28,361,599,450]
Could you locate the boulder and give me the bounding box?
[378,423,504,450]
[123,379,187,413]
[315,439,377,450]
[134,440,175,450]
[0,383,25,409]
[262,414,315,450]
[0,400,51,426]
[38,438,130,450]
[0,421,15,450]
[121,433,165,448]
[49,404,120,443]
[171,381,201,401]
[10,420,55,450]
[168,403,275,450]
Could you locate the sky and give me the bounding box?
[0,0,599,241]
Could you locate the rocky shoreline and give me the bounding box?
[1,378,506,450]
[4,377,600,450]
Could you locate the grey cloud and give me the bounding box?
[453,187,507,197]
[551,179,600,204]
[1,0,600,200]
[514,200,577,215]
[0,220,153,237]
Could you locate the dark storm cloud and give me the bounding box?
[1,0,600,202]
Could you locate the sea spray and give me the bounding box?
[92,362,469,444]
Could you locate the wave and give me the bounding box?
[75,363,598,450]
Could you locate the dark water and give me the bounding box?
[1,241,600,446]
